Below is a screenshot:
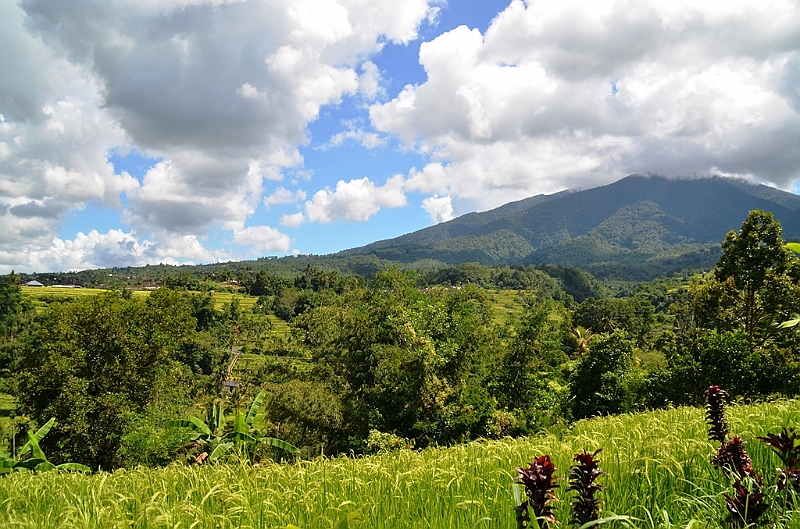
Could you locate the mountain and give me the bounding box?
[340,175,800,280]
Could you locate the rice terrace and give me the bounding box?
[0,399,797,528]
[0,208,799,528]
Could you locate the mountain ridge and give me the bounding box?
[339,174,800,279]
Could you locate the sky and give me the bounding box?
[2,0,800,273]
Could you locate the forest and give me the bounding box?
[0,209,799,474]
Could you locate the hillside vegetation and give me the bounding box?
[342,175,800,280]
[0,208,799,528]
[0,399,797,528]
[14,176,800,288]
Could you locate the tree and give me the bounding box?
[0,272,34,343]
[701,210,800,348]
[574,296,654,347]
[493,300,570,431]
[657,330,788,405]
[294,269,498,450]
[15,289,196,470]
[570,330,637,419]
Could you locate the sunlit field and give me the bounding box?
[0,400,797,529]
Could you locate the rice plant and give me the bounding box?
[0,399,796,528]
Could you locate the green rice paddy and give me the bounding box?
[0,400,797,528]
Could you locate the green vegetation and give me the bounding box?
[0,400,796,527]
[0,208,799,527]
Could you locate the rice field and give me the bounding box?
[0,400,797,528]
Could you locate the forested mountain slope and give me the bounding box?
[341,175,800,279]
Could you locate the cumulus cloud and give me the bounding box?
[264,187,307,208]
[324,120,387,149]
[371,0,800,209]
[280,212,306,228]
[232,226,293,253]
[1,0,437,271]
[421,195,454,223]
[291,175,407,225]
[3,227,246,273]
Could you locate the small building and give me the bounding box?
[25,280,44,287]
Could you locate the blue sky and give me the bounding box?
[2,0,800,272]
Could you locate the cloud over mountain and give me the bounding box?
[2,0,799,272]
[371,0,800,208]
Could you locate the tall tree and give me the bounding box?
[700,210,800,348]
[570,330,638,419]
[0,272,25,340]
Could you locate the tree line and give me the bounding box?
[1,210,799,470]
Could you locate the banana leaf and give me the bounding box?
[246,390,266,427]
[56,462,91,472]
[213,403,225,434]
[225,431,257,444]
[12,458,48,471]
[17,417,56,458]
[261,437,300,454]
[233,410,247,435]
[209,442,234,461]
[25,431,47,461]
[167,416,212,438]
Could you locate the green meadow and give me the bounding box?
[0,399,797,529]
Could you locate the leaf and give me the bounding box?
[786,242,800,254]
[167,416,212,437]
[26,431,47,461]
[209,442,234,461]
[17,417,55,457]
[55,463,91,472]
[577,514,640,529]
[512,482,524,508]
[246,390,266,427]
[233,410,247,435]
[261,437,300,454]
[778,317,800,329]
[12,458,47,471]
[225,431,257,444]
[214,403,225,434]
[334,511,364,528]
[34,461,56,472]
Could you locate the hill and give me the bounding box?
[340,174,800,279]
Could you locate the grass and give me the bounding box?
[0,400,797,528]
[0,394,16,418]
[487,289,528,322]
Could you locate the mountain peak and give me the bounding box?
[342,175,800,280]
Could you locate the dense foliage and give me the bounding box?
[0,209,799,470]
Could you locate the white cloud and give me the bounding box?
[421,195,454,223]
[233,226,293,253]
[358,61,384,100]
[280,212,306,228]
[371,0,800,209]
[325,121,386,149]
[303,175,407,223]
[1,0,437,271]
[15,229,210,272]
[264,187,307,208]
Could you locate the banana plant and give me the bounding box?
[168,390,299,463]
[779,242,800,328]
[0,418,90,474]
